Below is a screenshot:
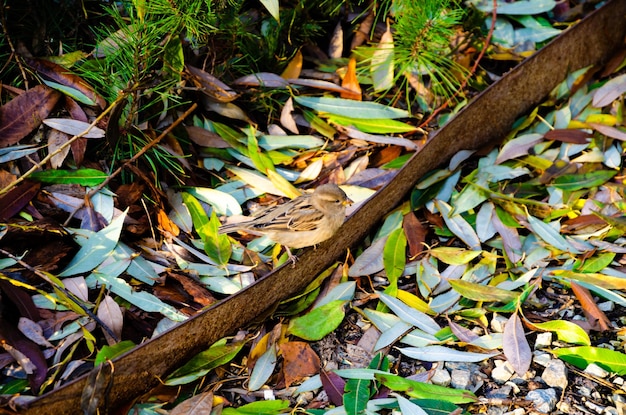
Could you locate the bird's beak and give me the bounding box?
[343,197,354,206]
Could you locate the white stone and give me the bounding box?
[585,363,609,378]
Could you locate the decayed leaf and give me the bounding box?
[280,97,299,134]
[328,21,343,59]
[0,85,61,147]
[233,72,289,88]
[502,312,531,376]
[279,341,320,387]
[0,180,40,221]
[48,129,71,169]
[320,370,346,406]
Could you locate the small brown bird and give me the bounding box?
[219,183,353,263]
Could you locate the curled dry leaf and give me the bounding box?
[0,85,61,148]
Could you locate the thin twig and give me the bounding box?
[418,0,498,129]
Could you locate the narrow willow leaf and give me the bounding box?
[221,400,291,415]
[344,374,370,415]
[185,187,243,217]
[266,169,301,199]
[383,228,407,291]
[502,312,531,376]
[553,346,626,375]
[259,0,279,22]
[166,341,245,385]
[204,211,231,266]
[393,394,430,415]
[42,81,97,107]
[435,200,481,250]
[246,129,275,174]
[526,214,581,253]
[398,346,498,363]
[258,135,324,150]
[325,114,417,134]
[294,96,410,119]
[371,22,394,92]
[43,118,104,138]
[593,73,626,107]
[449,280,519,303]
[226,166,287,197]
[551,170,617,191]
[248,344,277,391]
[575,252,615,273]
[60,211,126,276]
[378,292,440,335]
[530,320,590,346]
[429,247,482,265]
[288,300,347,341]
[348,236,387,276]
[30,168,107,186]
[315,281,356,309]
[376,373,477,403]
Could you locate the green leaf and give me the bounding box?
[574,252,616,273]
[95,340,136,366]
[30,168,107,186]
[221,399,291,415]
[449,280,519,303]
[60,210,127,276]
[553,346,626,375]
[344,375,370,415]
[376,373,477,403]
[288,300,347,341]
[551,170,617,191]
[246,129,276,173]
[383,228,407,292]
[206,211,232,266]
[166,341,245,385]
[473,0,557,15]
[429,247,482,265]
[42,80,97,106]
[294,96,410,119]
[531,320,590,346]
[325,114,417,134]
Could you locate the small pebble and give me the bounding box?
[614,377,624,386]
[491,314,509,333]
[527,388,557,413]
[598,301,615,312]
[533,351,552,367]
[431,366,451,387]
[541,359,568,390]
[505,381,521,394]
[534,332,552,350]
[585,363,609,378]
[450,368,471,390]
[585,400,605,414]
[603,407,618,415]
[503,409,525,415]
[492,360,515,384]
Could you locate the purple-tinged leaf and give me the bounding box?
[495,133,543,164]
[0,181,40,222]
[0,320,48,392]
[592,73,626,107]
[321,370,345,406]
[502,312,531,376]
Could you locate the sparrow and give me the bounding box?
[219,183,353,263]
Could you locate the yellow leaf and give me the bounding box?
[340,58,362,101]
[266,169,302,199]
[281,50,303,80]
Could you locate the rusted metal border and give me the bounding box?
[20,1,626,413]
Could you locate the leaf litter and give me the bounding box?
[0,1,624,414]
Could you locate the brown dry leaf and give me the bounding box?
[340,58,362,101]
[570,280,611,332]
[403,212,426,258]
[351,9,375,50]
[371,146,402,167]
[0,181,40,221]
[170,391,214,415]
[186,65,239,103]
[280,97,299,134]
[279,341,320,387]
[502,312,531,376]
[281,50,303,79]
[97,295,124,345]
[25,58,106,109]
[167,272,216,308]
[0,85,61,147]
[64,96,89,166]
[48,129,71,169]
[544,129,592,144]
[185,126,230,148]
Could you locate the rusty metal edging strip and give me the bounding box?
[21,2,626,413]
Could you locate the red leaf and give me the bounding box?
[570,281,611,332]
[544,129,591,144]
[0,85,61,147]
